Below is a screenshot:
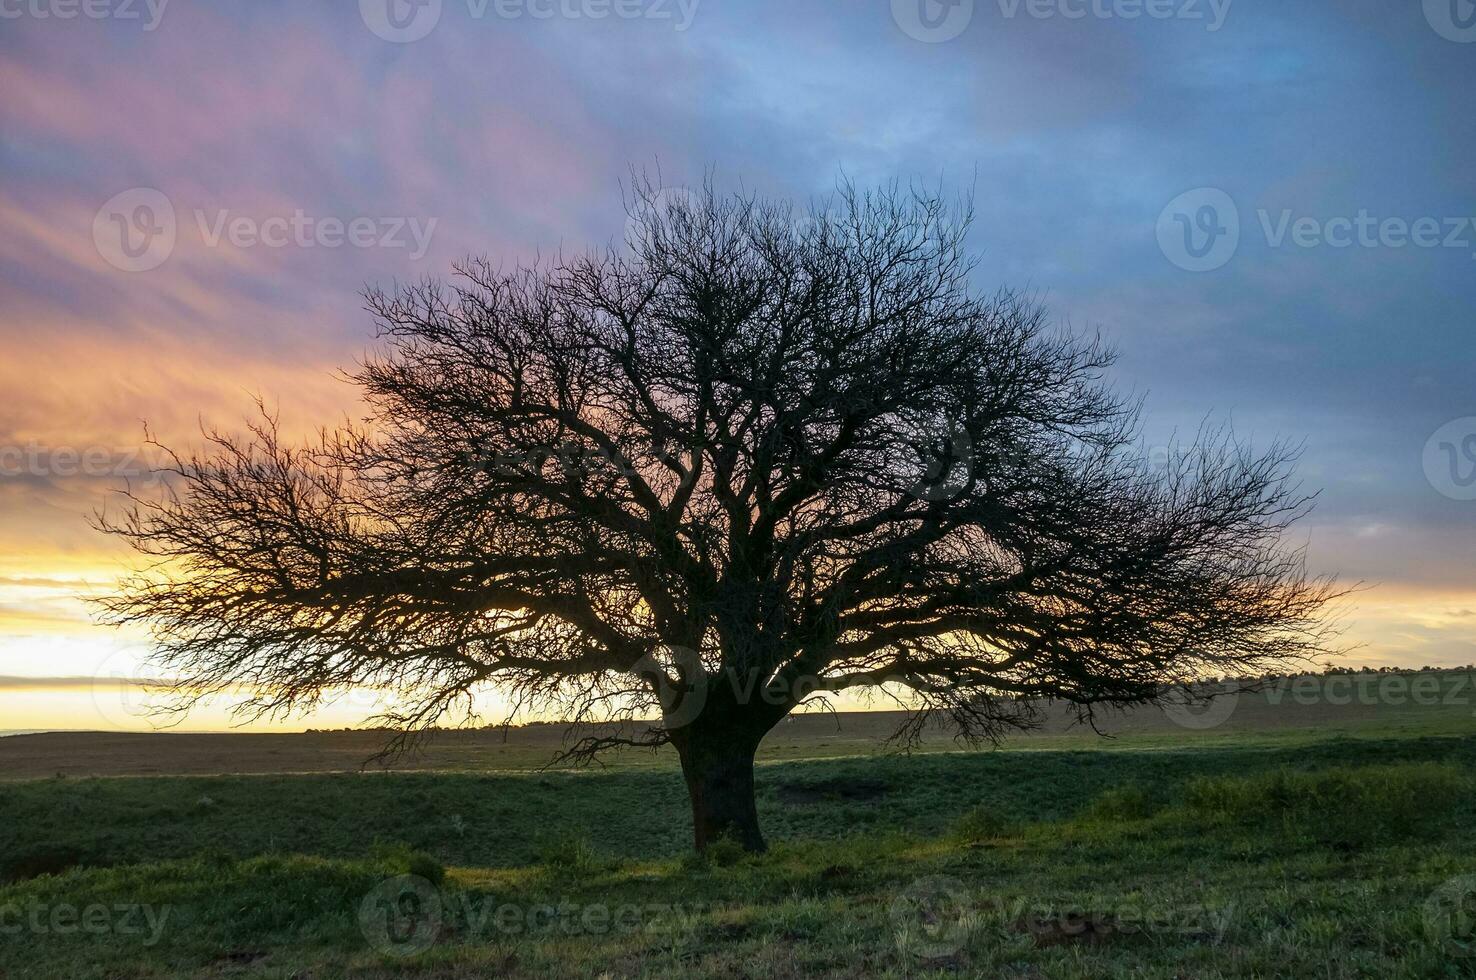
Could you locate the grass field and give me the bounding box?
[4,673,1476,978]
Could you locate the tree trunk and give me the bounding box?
[672,726,766,853]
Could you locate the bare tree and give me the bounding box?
[99,181,1340,852]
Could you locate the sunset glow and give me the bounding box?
[4,2,1473,734]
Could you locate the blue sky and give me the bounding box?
[2,0,1473,729]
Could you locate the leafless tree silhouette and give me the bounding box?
[99,180,1340,851]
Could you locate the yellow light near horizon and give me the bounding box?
[0,685,402,734]
[3,566,1474,732]
[0,627,531,733]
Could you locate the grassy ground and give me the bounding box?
[4,677,1476,977]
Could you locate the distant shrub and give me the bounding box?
[1082,784,1157,823]
[1,844,89,882]
[703,836,749,868]
[1180,763,1471,848]
[370,841,446,886]
[405,851,446,885]
[952,805,1014,842]
[196,846,237,870]
[678,835,751,873]
[535,829,603,876]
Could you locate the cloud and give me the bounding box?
[0,0,1472,706]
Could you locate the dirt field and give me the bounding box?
[4,671,1460,781]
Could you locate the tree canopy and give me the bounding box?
[100,181,1340,850]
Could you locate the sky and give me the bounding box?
[1,0,1473,733]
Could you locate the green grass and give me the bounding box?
[6,733,1475,872]
[5,731,1476,977]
